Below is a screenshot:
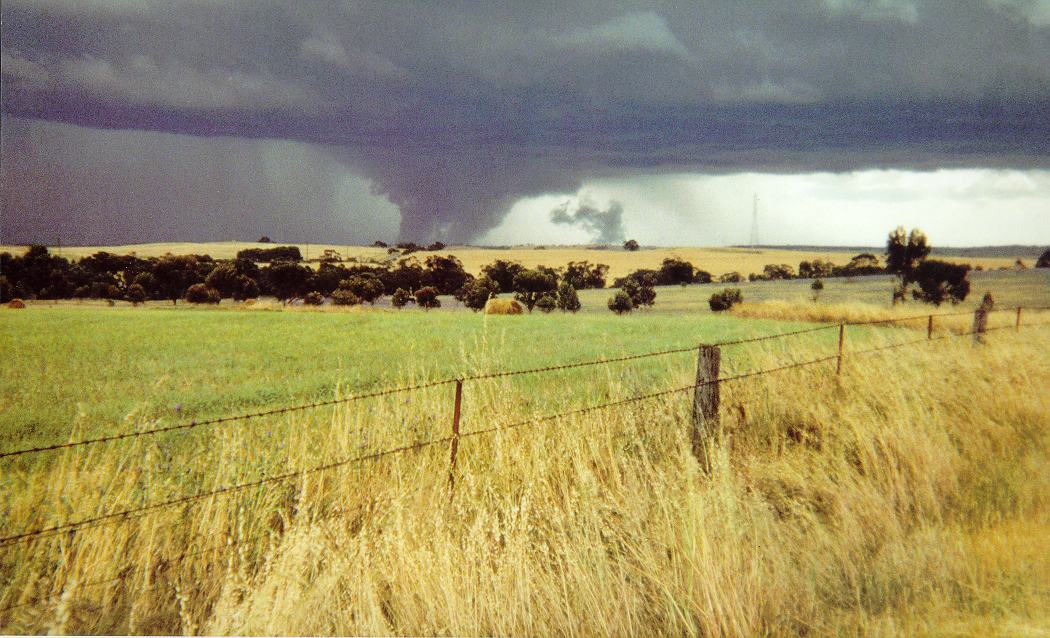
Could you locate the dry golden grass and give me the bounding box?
[1,326,1048,635]
[732,300,1050,336]
[0,241,1023,280]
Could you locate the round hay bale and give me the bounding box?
[484,298,524,315]
[7,299,26,309]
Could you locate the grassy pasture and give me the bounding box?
[0,241,1031,279]
[0,306,841,451]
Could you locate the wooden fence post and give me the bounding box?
[972,309,987,344]
[972,293,993,344]
[836,323,845,375]
[692,345,720,473]
[447,379,463,492]
[1016,306,1022,332]
[927,314,934,340]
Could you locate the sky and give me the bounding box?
[2,1,1049,247]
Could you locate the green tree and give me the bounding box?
[556,281,581,313]
[623,239,640,251]
[424,255,469,294]
[340,274,385,305]
[460,276,500,312]
[885,227,931,302]
[184,283,220,304]
[910,260,971,306]
[622,272,657,308]
[152,254,201,304]
[266,261,313,303]
[657,257,695,285]
[535,294,557,313]
[608,290,633,314]
[562,261,609,289]
[391,288,413,309]
[415,286,441,309]
[482,260,527,293]
[126,283,147,305]
[512,268,558,312]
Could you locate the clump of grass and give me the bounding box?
[1,328,1048,635]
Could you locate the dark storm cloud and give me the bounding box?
[550,200,626,244]
[2,0,1050,243]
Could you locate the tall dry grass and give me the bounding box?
[732,299,1048,335]
[1,328,1048,635]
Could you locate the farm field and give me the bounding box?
[1,273,1049,635]
[0,241,1034,280]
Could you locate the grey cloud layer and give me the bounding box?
[3,0,1050,243]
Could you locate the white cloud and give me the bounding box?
[480,170,1050,247]
[556,11,691,58]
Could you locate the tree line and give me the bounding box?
[4,241,1045,310]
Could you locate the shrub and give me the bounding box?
[719,272,743,283]
[557,281,581,313]
[709,288,743,311]
[623,239,640,251]
[303,291,324,305]
[391,288,413,309]
[257,236,272,243]
[415,286,441,309]
[185,283,221,304]
[694,270,713,284]
[536,294,557,313]
[331,288,362,306]
[126,283,147,305]
[911,260,971,306]
[608,290,633,314]
[811,278,824,291]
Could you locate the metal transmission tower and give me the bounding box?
[749,194,760,247]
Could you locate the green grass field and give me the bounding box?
[0,305,839,451]
[3,269,1045,451]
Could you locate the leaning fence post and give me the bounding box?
[836,323,845,375]
[927,314,934,340]
[691,344,720,473]
[447,379,463,492]
[1016,306,1022,332]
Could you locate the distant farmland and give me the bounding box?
[0,241,1033,281]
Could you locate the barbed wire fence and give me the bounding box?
[1,304,1048,618]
